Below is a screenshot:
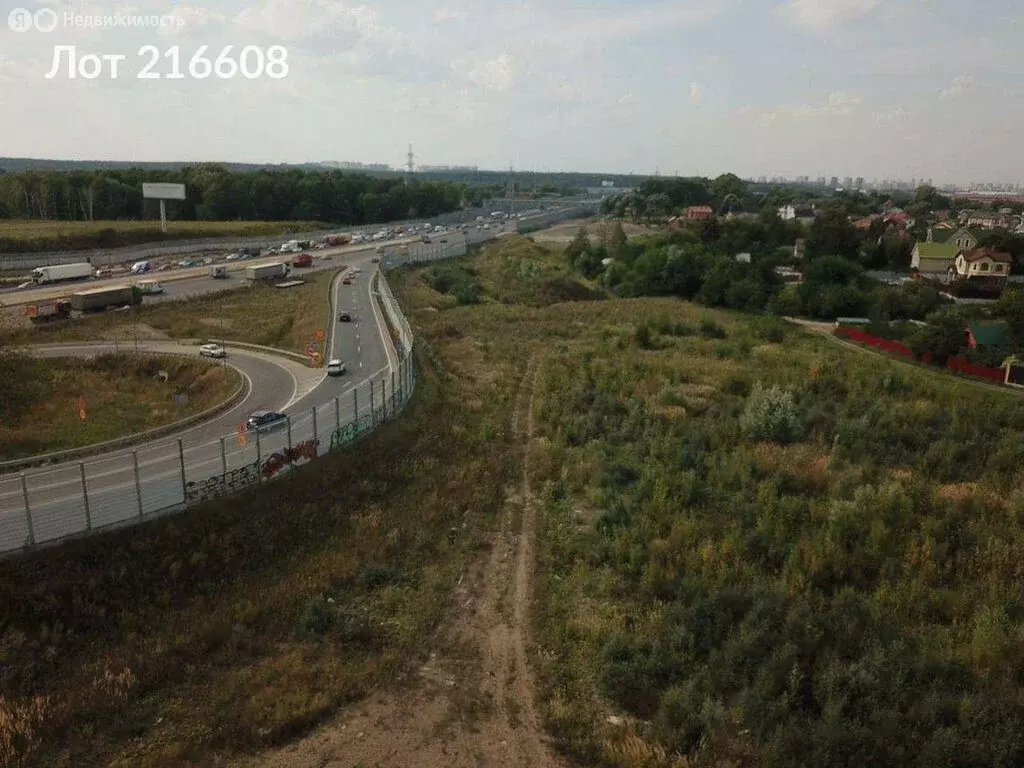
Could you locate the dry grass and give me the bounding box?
[0,269,341,353]
[1,353,239,460]
[530,218,660,244]
[0,219,327,254]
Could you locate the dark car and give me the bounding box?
[338,312,352,322]
[246,410,287,432]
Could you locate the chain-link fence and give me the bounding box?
[0,204,595,555]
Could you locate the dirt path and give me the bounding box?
[231,355,565,768]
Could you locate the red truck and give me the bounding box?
[291,253,313,268]
[24,299,72,324]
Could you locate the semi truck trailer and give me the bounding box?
[70,285,141,312]
[30,262,94,284]
[245,262,290,282]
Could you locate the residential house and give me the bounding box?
[910,241,958,277]
[778,205,796,220]
[948,247,1013,280]
[685,205,714,221]
[735,252,751,263]
[936,226,981,254]
[793,238,806,260]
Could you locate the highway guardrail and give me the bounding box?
[0,355,249,473]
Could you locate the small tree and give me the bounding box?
[565,227,590,265]
[740,382,803,443]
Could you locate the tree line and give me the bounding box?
[0,165,489,224]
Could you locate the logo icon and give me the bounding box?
[34,7,57,32]
[8,7,33,31]
[7,7,57,32]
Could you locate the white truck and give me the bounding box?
[30,262,94,284]
[245,262,290,282]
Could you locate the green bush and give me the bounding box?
[700,318,727,339]
[740,382,803,443]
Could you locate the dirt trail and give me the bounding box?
[231,355,565,768]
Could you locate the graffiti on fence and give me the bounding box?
[328,416,371,451]
[184,460,261,504]
[261,439,319,479]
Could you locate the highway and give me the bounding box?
[0,259,393,552]
[0,205,592,553]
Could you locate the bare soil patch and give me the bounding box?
[232,355,565,768]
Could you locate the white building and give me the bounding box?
[778,205,797,220]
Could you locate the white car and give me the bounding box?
[326,359,346,376]
[199,343,227,359]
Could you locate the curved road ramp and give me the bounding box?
[0,206,587,557]
[0,270,419,557]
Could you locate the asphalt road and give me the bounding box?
[0,260,396,552]
[0,206,585,552]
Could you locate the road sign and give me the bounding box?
[77,396,86,420]
[310,341,320,350]
[312,352,323,366]
[315,329,326,342]
[305,343,315,356]
[237,421,249,447]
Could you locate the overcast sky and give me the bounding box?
[1,0,1021,185]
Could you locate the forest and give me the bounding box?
[0,165,479,224]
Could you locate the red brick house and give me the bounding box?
[685,206,714,221]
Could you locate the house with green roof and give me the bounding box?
[911,241,958,277]
[933,226,982,253]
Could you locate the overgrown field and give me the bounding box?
[4,234,1023,767]
[409,235,1024,765]
[0,352,239,461]
[0,254,541,765]
[0,219,327,254]
[1,268,341,353]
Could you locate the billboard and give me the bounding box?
[142,183,186,200]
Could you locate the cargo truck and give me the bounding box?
[324,234,351,246]
[245,262,291,282]
[291,253,312,268]
[70,285,141,312]
[30,262,94,285]
[210,265,229,279]
[24,299,73,324]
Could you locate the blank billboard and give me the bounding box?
[142,183,186,200]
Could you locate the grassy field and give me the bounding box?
[529,218,660,245]
[0,220,328,254]
[1,353,240,461]
[0,268,342,353]
[5,235,1024,766]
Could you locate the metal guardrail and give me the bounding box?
[0,358,250,473]
[0,206,588,557]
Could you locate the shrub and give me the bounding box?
[699,318,727,339]
[740,382,803,443]
[635,322,655,349]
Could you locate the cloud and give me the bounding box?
[689,82,703,104]
[940,74,973,99]
[451,53,515,91]
[776,0,883,31]
[742,91,863,127]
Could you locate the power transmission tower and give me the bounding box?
[405,143,414,185]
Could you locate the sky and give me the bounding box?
[0,0,1022,185]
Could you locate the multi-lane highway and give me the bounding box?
[0,205,593,554]
[0,255,394,553]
